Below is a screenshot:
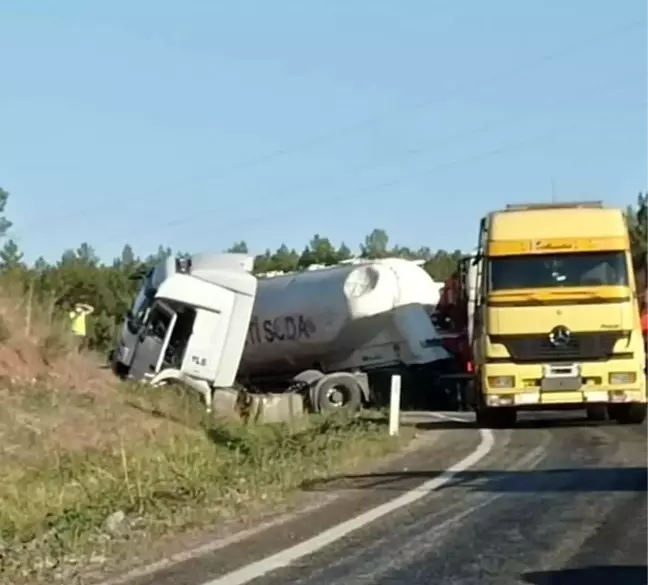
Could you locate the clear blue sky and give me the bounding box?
[1,1,646,264]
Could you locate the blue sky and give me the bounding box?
[1,1,646,264]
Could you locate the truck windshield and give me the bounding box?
[489,251,629,291]
[131,269,156,321]
[131,287,151,321]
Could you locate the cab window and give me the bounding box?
[489,251,628,290]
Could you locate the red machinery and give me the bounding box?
[435,256,474,374]
[633,254,647,349]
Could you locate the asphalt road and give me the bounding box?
[117,411,647,585]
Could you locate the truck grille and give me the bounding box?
[489,331,625,362]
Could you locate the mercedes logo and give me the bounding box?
[549,325,571,347]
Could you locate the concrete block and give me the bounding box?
[211,388,241,418]
[249,393,305,424]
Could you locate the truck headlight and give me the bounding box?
[609,372,637,385]
[488,376,514,389]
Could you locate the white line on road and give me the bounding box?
[205,422,495,585]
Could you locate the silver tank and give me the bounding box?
[238,258,440,375]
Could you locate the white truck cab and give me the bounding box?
[114,253,258,408]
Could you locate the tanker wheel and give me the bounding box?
[315,374,362,413]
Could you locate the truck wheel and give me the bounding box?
[612,403,647,425]
[461,379,477,412]
[585,404,608,422]
[314,373,363,413]
[607,404,621,421]
[476,406,517,429]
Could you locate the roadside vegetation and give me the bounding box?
[0,336,407,584]
[0,259,407,584]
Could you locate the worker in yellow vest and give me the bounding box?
[69,303,94,350]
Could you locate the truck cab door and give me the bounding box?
[127,300,178,381]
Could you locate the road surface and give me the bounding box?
[121,412,647,585]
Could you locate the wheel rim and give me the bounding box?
[325,385,348,408]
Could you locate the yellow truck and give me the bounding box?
[469,200,647,427]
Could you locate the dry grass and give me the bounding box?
[0,291,411,584]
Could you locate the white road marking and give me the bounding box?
[298,440,549,585]
[204,423,495,585]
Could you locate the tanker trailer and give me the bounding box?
[239,257,454,409]
[113,253,454,414]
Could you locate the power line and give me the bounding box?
[109,99,647,255]
[12,18,646,237]
[14,70,646,248]
[99,72,646,247]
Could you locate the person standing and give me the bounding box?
[69,302,94,351]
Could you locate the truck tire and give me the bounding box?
[610,403,647,425]
[314,373,363,413]
[585,404,608,422]
[476,406,517,429]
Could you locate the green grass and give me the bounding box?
[0,384,411,584]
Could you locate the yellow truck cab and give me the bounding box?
[470,200,647,428]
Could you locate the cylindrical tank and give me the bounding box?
[238,258,440,374]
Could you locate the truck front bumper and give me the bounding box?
[481,360,647,408]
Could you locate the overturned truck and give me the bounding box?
[112,253,456,416]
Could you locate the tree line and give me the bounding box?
[0,188,464,351]
[0,187,645,353]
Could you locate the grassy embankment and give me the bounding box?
[0,287,412,584]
